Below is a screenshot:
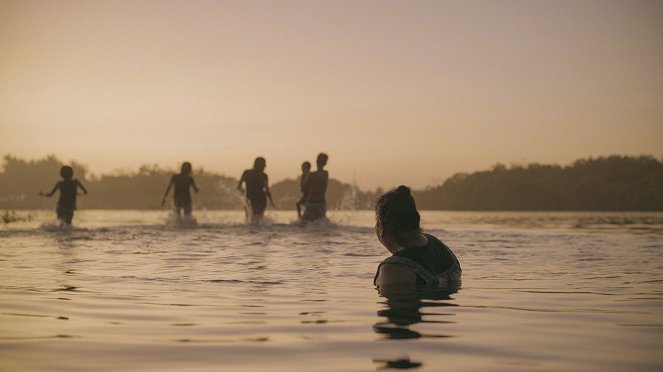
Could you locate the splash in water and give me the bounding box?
[216,180,254,224]
[164,210,198,227]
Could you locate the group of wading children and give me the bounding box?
[40,152,461,291]
[40,152,330,226]
[235,152,329,224]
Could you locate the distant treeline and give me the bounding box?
[1,154,662,211]
[0,155,379,210]
[414,155,663,210]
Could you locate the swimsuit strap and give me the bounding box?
[374,256,438,286]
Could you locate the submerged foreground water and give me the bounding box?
[1,210,662,371]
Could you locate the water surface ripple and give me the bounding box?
[1,210,662,371]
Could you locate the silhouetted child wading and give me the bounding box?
[162,162,199,223]
[296,161,311,218]
[39,165,88,226]
[238,157,274,223]
[301,153,329,222]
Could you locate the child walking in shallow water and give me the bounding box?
[301,153,329,222]
[161,162,199,224]
[40,166,88,226]
[296,161,311,218]
[238,157,275,223]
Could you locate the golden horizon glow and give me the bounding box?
[1,0,662,189]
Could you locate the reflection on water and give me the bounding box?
[373,356,422,369]
[3,210,663,234]
[374,288,459,341]
[0,211,662,371]
[418,210,663,234]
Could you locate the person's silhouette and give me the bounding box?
[161,162,199,223]
[238,157,274,222]
[374,186,461,292]
[39,166,88,226]
[296,161,311,218]
[301,153,328,222]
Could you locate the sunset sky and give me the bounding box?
[1,0,661,189]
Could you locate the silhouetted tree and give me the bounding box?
[416,155,663,210]
[2,154,662,211]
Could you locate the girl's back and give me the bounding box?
[172,174,193,200]
[58,179,78,209]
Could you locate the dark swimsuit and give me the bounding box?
[171,174,194,213]
[374,234,462,288]
[56,179,79,224]
[242,169,267,215]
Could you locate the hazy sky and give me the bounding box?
[1,0,662,189]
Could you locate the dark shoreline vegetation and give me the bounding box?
[1,154,662,211]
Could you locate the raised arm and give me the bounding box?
[40,182,60,197]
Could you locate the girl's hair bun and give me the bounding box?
[375,185,421,240]
[396,185,411,195]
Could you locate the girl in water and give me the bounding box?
[373,186,461,291]
[40,165,88,226]
[161,162,199,224]
[237,157,274,223]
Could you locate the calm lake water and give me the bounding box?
[1,210,662,371]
